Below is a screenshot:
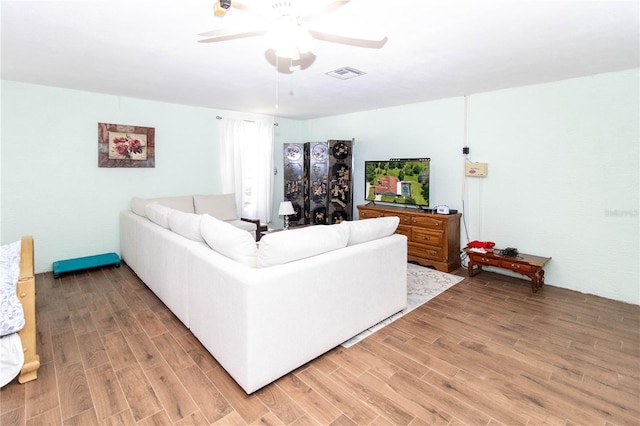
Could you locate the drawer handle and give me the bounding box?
[422,235,431,240]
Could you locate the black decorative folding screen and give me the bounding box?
[283,139,353,226]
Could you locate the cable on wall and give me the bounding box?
[463,95,469,154]
[275,56,279,110]
[461,95,471,243]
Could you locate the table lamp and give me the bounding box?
[278,201,295,230]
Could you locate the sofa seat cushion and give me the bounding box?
[258,224,350,267]
[194,194,238,221]
[200,214,259,268]
[341,216,400,246]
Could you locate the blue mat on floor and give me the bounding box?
[53,252,120,278]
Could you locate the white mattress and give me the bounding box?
[0,333,23,386]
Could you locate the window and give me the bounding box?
[220,119,274,223]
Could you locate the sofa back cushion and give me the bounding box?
[200,214,258,268]
[169,210,204,242]
[258,224,350,267]
[341,216,400,246]
[145,204,173,229]
[194,194,238,221]
[131,197,150,216]
[153,196,195,213]
[132,196,194,216]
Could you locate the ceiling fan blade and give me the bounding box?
[301,0,350,21]
[198,27,268,43]
[308,29,388,49]
[230,0,271,19]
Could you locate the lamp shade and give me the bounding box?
[278,201,295,215]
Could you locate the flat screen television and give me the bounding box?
[364,158,430,207]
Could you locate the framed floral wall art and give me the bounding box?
[98,123,155,168]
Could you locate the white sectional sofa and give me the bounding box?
[130,193,263,240]
[120,195,407,394]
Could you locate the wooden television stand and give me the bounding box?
[357,204,462,273]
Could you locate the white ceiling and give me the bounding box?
[1,0,639,120]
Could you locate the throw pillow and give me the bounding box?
[200,214,258,268]
[168,210,204,242]
[258,224,349,267]
[341,216,400,246]
[194,194,238,221]
[145,204,173,229]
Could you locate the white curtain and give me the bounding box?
[220,118,274,224]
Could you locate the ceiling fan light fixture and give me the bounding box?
[275,46,300,60]
[265,15,315,59]
[295,30,314,54]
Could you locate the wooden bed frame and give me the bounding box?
[16,235,40,383]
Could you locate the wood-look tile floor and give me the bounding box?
[1,263,639,425]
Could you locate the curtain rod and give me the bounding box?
[215,115,278,126]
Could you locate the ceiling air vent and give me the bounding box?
[326,66,366,80]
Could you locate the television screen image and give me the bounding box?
[364,158,430,206]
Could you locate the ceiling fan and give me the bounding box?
[197,0,388,60]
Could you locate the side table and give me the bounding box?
[464,248,551,293]
[260,228,282,238]
[261,224,312,239]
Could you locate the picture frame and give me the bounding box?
[98,123,155,168]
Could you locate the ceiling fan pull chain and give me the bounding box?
[275,55,279,109]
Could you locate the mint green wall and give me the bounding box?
[306,97,466,211]
[0,81,271,273]
[466,71,639,303]
[306,70,639,304]
[2,70,638,304]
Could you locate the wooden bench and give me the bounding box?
[464,248,551,293]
